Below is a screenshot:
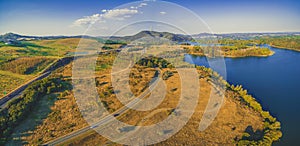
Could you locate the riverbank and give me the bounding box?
[269,45,300,52]
[195,66,282,145]
[187,50,274,58]
[185,46,300,145]
[224,50,275,58]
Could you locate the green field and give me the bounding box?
[0,38,80,62]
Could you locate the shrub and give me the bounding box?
[162,71,173,80]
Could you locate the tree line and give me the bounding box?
[136,57,173,69]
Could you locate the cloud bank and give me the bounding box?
[73,2,147,27]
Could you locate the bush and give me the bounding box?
[162,71,173,80]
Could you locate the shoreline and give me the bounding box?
[269,45,300,52]
[187,50,275,58]
[224,50,275,58]
[196,66,282,145]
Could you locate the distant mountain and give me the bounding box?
[192,32,300,39]
[0,33,39,43]
[1,31,300,45]
[109,31,194,42]
[0,33,93,44]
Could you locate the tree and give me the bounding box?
[167,64,173,69]
[147,60,153,68]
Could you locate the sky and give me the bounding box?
[0,0,299,36]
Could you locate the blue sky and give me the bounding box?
[0,0,299,36]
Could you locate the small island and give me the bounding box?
[182,44,274,58]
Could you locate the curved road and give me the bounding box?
[43,70,161,146]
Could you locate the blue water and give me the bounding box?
[184,46,300,145]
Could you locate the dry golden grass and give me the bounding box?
[10,62,89,146]
[23,91,88,145]
[128,66,157,96]
[62,67,263,146]
[0,57,55,74]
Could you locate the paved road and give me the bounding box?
[43,70,161,146]
[0,57,74,109]
[0,71,51,109]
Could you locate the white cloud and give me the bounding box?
[73,8,139,27]
[138,3,148,8]
[130,2,148,10]
[102,8,138,20]
[73,2,148,27]
[72,14,102,27]
[160,11,166,15]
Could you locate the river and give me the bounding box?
[184,45,300,145]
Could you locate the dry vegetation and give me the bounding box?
[0,71,31,97]
[24,91,88,145]
[63,67,264,146]
[128,66,157,96]
[5,62,88,145]
[0,57,55,74]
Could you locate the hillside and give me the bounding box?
[110,30,194,42]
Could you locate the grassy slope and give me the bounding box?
[0,57,56,75]
[59,67,264,145]
[0,38,93,99]
[0,71,32,97]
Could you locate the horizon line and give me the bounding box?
[1,30,300,37]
